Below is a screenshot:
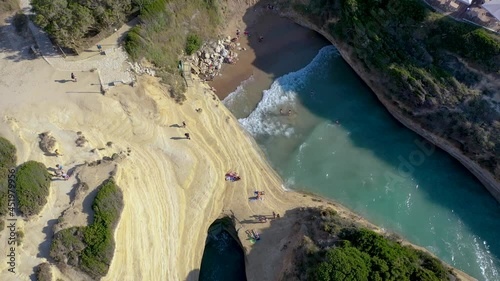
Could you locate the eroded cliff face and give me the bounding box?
[276,0,500,202]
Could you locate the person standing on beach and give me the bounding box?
[71,73,76,82]
[182,121,186,128]
[185,133,190,140]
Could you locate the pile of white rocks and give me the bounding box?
[129,61,156,77]
[186,36,245,81]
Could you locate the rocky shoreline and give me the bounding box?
[280,10,500,203]
[185,36,246,82]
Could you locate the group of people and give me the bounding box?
[280,108,293,116]
[246,229,260,242]
[254,190,265,200]
[225,171,241,182]
[54,164,69,180]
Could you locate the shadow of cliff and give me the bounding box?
[37,218,58,260]
[240,3,330,84]
[185,269,200,281]
[241,1,500,275]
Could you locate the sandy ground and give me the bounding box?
[0,5,475,281]
[209,2,329,99]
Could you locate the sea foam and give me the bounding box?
[222,75,254,108]
[239,46,339,137]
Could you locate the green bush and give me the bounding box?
[0,137,16,170]
[0,137,16,225]
[15,161,51,217]
[309,246,371,281]
[50,178,123,279]
[35,262,52,281]
[308,228,448,281]
[185,34,202,55]
[31,0,134,49]
[157,71,187,103]
[124,0,221,71]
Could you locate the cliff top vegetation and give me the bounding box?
[287,207,457,281]
[287,0,500,180]
[50,178,124,279]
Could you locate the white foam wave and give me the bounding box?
[472,236,499,280]
[222,75,254,108]
[239,46,339,137]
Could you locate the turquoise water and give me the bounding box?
[199,225,247,281]
[225,46,500,280]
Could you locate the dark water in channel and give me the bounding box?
[224,46,500,280]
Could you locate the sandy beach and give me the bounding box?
[209,5,329,100]
[0,3,476,281]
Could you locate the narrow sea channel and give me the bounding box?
[225,46,500,280]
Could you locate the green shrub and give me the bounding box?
[31,0,134,49]
[157,71,187,103]
[15,161,51,217]
[124,0,221,71]
[185,34,202,55]
[35,262,52,281]
[308,246,371,281]
[50,178,123,279]
[293,208,455,280]
[0,137,16,224]
[307,228,449,281]
[16,230,24,245]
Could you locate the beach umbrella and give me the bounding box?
[483,0,500,21]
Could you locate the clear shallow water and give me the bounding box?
[199,227,247,281]
[226,46,500,280]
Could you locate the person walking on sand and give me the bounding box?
[185,133,190,140]
[273,211,276,219]
[182,121,186,128]
[71,73,77,82]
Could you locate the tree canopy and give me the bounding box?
[31,0,133,49]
